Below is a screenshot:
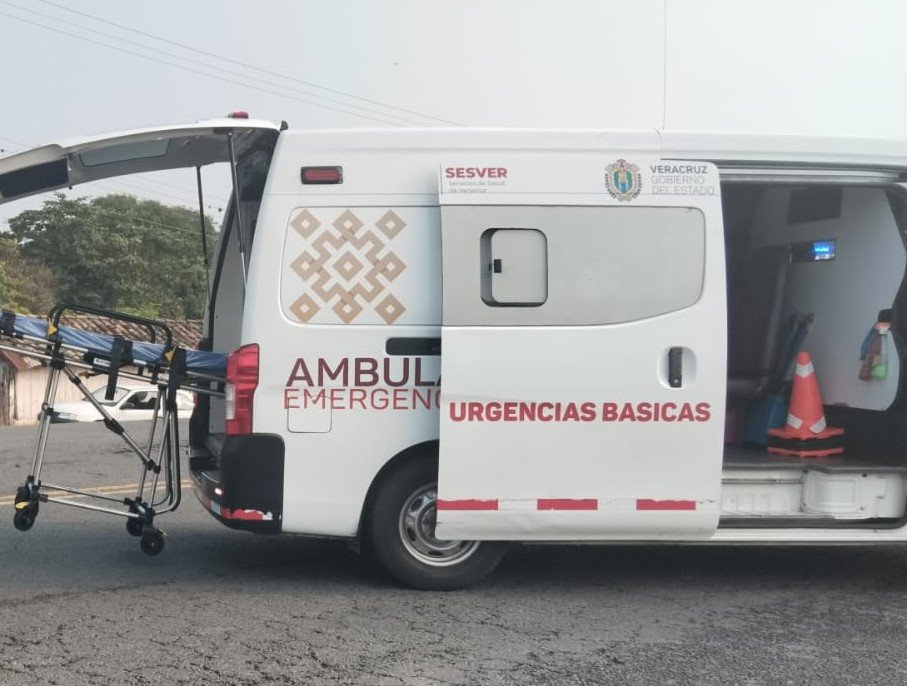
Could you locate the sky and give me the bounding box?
[0,0,905,226]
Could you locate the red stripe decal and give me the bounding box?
[636,499,696,511]
[537,498,598,511]
[436,499,499,511]
[224,508,265,521]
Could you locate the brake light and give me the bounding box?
[225,343,259,435]
[300,166,343,185]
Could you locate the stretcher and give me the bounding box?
[1,302,226,555]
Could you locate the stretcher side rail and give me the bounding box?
[3,302,228,556]
[49,300,172,348]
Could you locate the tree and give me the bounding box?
[0,236,57,314]
[7,193,217,319]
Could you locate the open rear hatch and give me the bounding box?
[0,118,280,204]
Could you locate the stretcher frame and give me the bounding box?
[2,301,225,555]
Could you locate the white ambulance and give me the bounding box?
[3,117,907,589]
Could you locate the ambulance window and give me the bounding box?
[79,139,170,167]
[480,228,548,306]
[441,205,706,326]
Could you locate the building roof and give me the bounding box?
[58,315,203,350]
[0,350,41,371]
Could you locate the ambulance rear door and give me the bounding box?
[435,156,726,541]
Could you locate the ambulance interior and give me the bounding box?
[193,144,272,446]
[720,183,907,526]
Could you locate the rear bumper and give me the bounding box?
[189,433,284,533]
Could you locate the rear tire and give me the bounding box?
[362,457,505,590]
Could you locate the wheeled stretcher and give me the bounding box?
[1,302,226,555]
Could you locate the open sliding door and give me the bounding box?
[435,156,727,541]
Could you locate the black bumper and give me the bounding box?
[189,434,284,533]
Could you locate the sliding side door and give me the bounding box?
[436,156,726,541]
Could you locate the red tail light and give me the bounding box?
[300,166,343,184]
[225,343,259,435]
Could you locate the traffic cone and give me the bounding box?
[767,351,844,457]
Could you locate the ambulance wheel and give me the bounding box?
[13,503,37,532]
[126,517,143,537]
[140,529,164,555]
[362,457,505,590]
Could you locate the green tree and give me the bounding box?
[7,193,216,318]
[0,236,57,314]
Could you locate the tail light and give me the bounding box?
[225,343,259,435]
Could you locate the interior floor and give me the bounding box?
[723,444,907,473]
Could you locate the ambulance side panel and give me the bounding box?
[243,131,664,538]
[244,199,441,535]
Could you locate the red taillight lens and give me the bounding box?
[300,166,343,184]
[225,343,259,435]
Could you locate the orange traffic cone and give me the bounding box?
[767,351,844,457]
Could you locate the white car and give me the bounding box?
[50,385,194,423]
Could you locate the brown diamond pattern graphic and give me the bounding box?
[289,250,323,281]
[378,252,405,281]
[376,210,406,239]
[286,208,408,324]
[333,209,364,238]
[290,209,321,238]
[333,250,364,281]
[375,294,405,325]
[332,293,364,322]
[289,293,321,322]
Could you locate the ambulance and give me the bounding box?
[2,116,907,589]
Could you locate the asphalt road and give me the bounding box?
[2,421,907,685]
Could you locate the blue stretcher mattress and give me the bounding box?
[10,314,227,375]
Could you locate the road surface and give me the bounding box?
[2,421,906,685]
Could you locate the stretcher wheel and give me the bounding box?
[140,529,164,555]
[126,517,143,537]
[13,502,38,532]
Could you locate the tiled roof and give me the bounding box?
[0,350,41,370]
[58,315,203,350]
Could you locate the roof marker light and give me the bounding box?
[227,110,249,119]
[301,166,343,185]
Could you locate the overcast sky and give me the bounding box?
[1,0,905,225]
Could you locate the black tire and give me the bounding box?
[362,457,506,590]
[126,517,143,537]
[140,529,164,555]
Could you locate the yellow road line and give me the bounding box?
[0,479,192,506]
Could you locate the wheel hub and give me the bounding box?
[398,483,479,567]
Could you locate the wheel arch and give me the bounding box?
[357,439,438,537]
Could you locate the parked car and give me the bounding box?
[50,384,194,423]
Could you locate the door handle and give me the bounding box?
[668,347,683,388]
[386,337,441,356]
